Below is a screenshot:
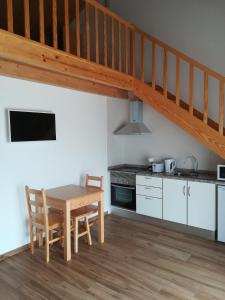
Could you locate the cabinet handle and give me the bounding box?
[145,177,151,180]
[145,187,152,190]
[188,186,190,197]
[183,185,186,196]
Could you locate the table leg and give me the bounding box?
[64,201,71,262]
[98,193,104,243]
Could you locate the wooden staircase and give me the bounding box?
[0,0,225,159]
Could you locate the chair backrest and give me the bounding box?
[85,175,103,190]
[25,186,48,226]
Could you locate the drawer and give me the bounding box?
[136,195,162,219]
[136,184,162,198]
[136,175,162,188]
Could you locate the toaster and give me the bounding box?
[152,162,164,173]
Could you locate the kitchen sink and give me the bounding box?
[175,172,199,177]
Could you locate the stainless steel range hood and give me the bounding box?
[114,100,151,135]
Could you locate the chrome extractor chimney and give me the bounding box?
[114,100,151,135]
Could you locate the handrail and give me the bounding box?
[1,0,224,137]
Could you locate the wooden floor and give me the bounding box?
[1,215,225,300]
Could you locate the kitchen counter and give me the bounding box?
[108,164,225,185]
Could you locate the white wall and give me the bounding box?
[110,0,225,75]
[0,76,109,255]
[107,0,225,170]
[107,98,224,170]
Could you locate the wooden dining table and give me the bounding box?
[46,184,104,262]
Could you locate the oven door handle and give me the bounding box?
[111,184,135,190]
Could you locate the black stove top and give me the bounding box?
[110,165,149,174]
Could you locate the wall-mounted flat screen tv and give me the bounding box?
[8,110,56,142]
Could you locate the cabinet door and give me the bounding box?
[188,181,216,231]
[137,195,162,219]
[163,178,187,224]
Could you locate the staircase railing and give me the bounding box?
[1,0,225,136]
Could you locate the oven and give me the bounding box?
[111,183,136,211]
[110,171,136,211]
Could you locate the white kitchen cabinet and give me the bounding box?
[187,181,216,231]
[136,175,163,219]
[136,195,162,219]
[163,178,187,224]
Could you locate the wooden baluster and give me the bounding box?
[95,8,99,64]
[24,0,30,39]
[151,42,156,89]
[130,30,135,77]
[103,13,107,67]
[163,49,168,98]
[111,17,115,69]
[118,22,122,72]
[76,0,81,57]
[7,0,13,32]
[203,72,208,124]
[86,2,90,60]
[219,81,224,135]
[176,56,180,105]
[39,0,45,44]
[64,0,70,52]
[125,26,129,74]
[141,34,144,81]
[189,64,194,115]
[52,0,58,48]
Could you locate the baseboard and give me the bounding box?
[0,244,29,262]
[0,210,109,262]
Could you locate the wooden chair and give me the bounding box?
[71,175,103,253]
[25,186,63,263]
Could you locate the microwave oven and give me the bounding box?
[217,165,225,181]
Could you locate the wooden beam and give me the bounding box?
[39,0,45,44]
[103,13,107,67]
[24,0,30,39]
[118,22,122,72]
[86,2,90,60]
[0,58,128,99]
[141,34,144,81]
[130,30,135,77]
[189,64,194,115]
[176,56,180,105]
[64,0,70,52]
[219,81,224,135]
[151,42,156,89]
[125,26,129,74]
[95,8,99,64]
[163,49,168,98]
[7,0,13,33]
[76,0,81,57]
[0,30,133,90]
[203,72,208,124]
[111,17,115,70]
[52,0,58,49]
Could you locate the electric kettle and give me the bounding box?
[165,158,176,173]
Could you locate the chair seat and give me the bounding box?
[71,205,98,218]
[33,212,63,229]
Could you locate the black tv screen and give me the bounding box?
[9,110,56,142]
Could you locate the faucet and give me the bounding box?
[183,155,198,173]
